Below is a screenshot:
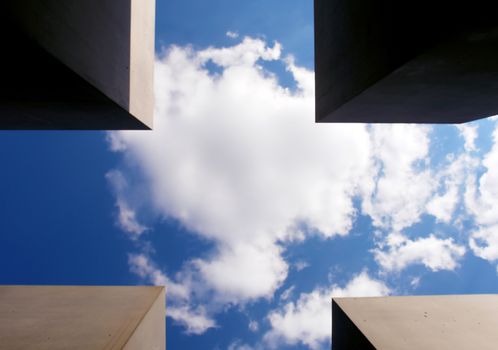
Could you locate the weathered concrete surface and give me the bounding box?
[0,0,155,129]
[0,285,165,350]
[315,0,498,124]
[333,295,498,350]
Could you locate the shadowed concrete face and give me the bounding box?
[0,286,165,350]
[333,295,498,350]
[0,0,155,130]
[332,299,375,350]
[315,0,498,124]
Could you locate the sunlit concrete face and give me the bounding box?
[0,286,165,350]
[0,0,155,130]
[332,295,498,350]
[314,0,498,124]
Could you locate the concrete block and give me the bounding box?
[315,0,498,123]
[333,294,498,349]
[0,0,155,130]
[0,285,165,350]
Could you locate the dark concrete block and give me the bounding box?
[0,0,155,130]
[315,0,498,123]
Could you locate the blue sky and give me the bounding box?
[2,1,498,349]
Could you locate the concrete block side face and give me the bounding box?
[129,0,155,129]
[0,286,164,350]
[314,0,426,122]
[319,27,498,124]
[6,0,132,111]
[314,0,498,124]
[332,300,375,350]
[123,287,165,350]
[0,48,149,130]
[0,0,154,129]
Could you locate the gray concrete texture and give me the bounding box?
[315,0,498,123]
[0,0,155,129]
[0,285,165,350]
[332,294,498,349]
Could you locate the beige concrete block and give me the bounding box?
[0,285,165,350]
[333,294,498,350]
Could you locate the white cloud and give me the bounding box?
[361,124,435,232]
[294,260,309,271]
[285,55,315,95]
[106,170,148,237]
[469,225,498,261]
[456,124,478,152]
[110,38,373,243]
[108,37,374,308]
[194,241,288,303]
[465,124,498,261]
[167,305,217,335]
[197,37,281,67]
[227,340,256,350]
[115,199,148,236]
[374,233,466,272]
[364,128,475,274]
[362,124,477,232]
[128,253,188,299]
[426,187,459,223]
[226,31,239,39]
[410,276,421,288]
[465,127,498,226]
[426,153,475,223]
[248,320,259,332]
[106,37,487,336]
[128,254,216,334]
[264,272,390,350]
[280,285,295,302]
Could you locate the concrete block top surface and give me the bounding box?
[334,294,498,350]
[0,285,165,350]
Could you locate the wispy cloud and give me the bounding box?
[456,124,478,152]
[361,124,435,232]
[167,305,217,335]
[128,253,216,334]
[248,320,259,332]
[466,126,498,263]
[226,31,239,39]
[264,271,390,349]
[106,170,148,238]
[294,260,309,271]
